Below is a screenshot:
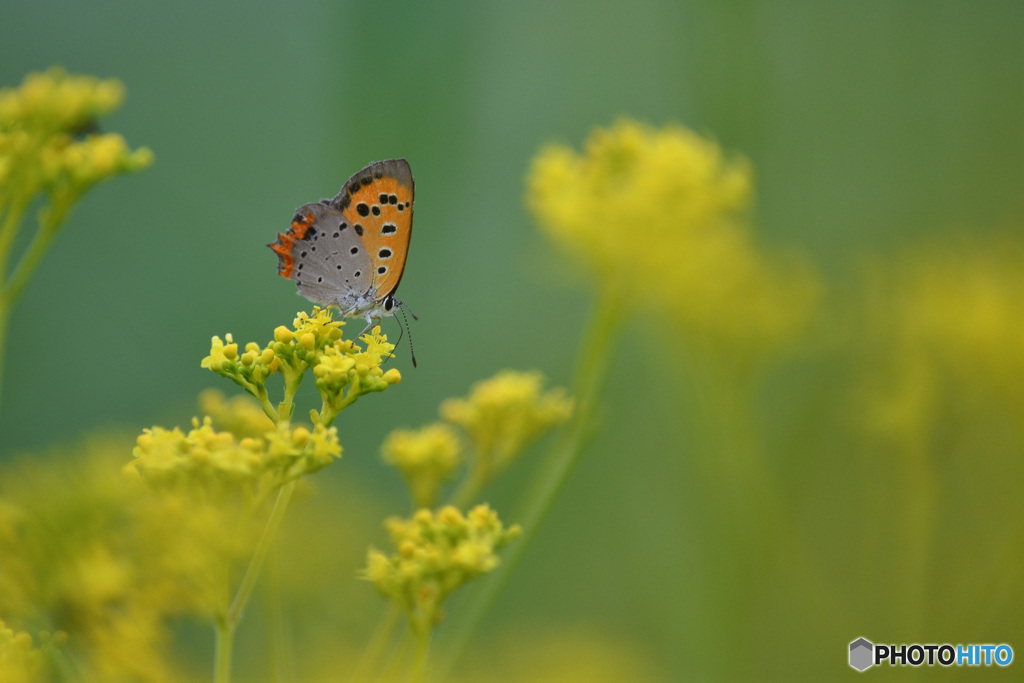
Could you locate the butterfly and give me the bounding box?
[269,158,417,354]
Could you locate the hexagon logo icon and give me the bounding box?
[850,637,874,671]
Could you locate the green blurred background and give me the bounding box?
[2,1,1024,680]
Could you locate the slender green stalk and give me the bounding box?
[0,198,29,282]
[214,479,299,683]
[1,200,72,310]
[447,453,491,511]
[409,631,430,683]
[433,288,625,678]
[0,198,31,415]
[214,618,235,683]
[351,604,402,682]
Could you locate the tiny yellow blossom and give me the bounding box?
[196,387,272,440]
[130,417,265,491]
[208,310,400,425]
[363,504,520,636]
[382,423,464,508]
[441,370,572,481]
[264,421,342,474]
[293,306,344,347]
[0,68,152,201]
[527,119,820,357]
[0,619,47,683]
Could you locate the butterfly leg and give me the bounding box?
[358,315,381,337]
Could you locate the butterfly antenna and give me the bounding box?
[396,302,418,368]
[399,300,420,321]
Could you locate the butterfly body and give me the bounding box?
[269,159,414,333]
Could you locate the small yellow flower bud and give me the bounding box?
[260,347,275,364]
[292,427,311,447]
[383,368,402,385]
[299,332,316,350]
[438,505,462,526]
[414,509,433,525]
[240,351,255,366]
[274,326,293,343]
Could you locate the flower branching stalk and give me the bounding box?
[363,505,521,678]
[436,119,824,676]
[360,370,569,680]
[0,68,152,415]
[132,307,402,683]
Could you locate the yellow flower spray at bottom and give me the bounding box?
[364,504,520,679]
[0,619,48,683]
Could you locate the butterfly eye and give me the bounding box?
[384,296,394,312]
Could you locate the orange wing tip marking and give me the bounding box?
[269,234,295,278]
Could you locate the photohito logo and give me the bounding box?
[849,638,1013,671]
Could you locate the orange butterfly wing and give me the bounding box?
[331,158,414,299]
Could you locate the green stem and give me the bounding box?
[447,450,491,510]
[214,618,235,683]
[0,198,29,283]
[433,288,625,678]
[409,630,430,683]
[351,604,402,682]
[0,198,66,419]
[1,199,71,309]
[214,479,299,683]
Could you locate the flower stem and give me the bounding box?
[409,630,430,683]
[214,618,235,683]
[0,198,68,417]
[351,604,402,682]
[214,478,298,683]
[433,288,624,678]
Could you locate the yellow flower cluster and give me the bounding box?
[0,67,153,203]
[380,370,572,508]
[129,415,341,496]
[0,438,208,682]
[364,505,521,635]
[199,388,274,439]
[381,424,463,509]
[0,620,47,683]
[861,238,1024,438]
[528,120,820,356]
[202,307,401,425]
[441,370,573,480]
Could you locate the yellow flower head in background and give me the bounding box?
[441,370,572,479]
[528,119,820,357]
[364,505,521,635]
[0,619,47,683]
[381,423,464,509]
[0,67,152,201]
[199,388,275,439]
[861,237,1024,439]
[0,437,214,682]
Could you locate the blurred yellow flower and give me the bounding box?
[364,504,520,636]
[264,421,342,474]
[528,119,820,356]
[0,620,47,683]
[199,388,274,439]
[441,370,572,484]
[129,417,265,493]
[381,423,464,508]
[0,436,209,682]
[860,237,1024,439]
[0,67,152,201]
